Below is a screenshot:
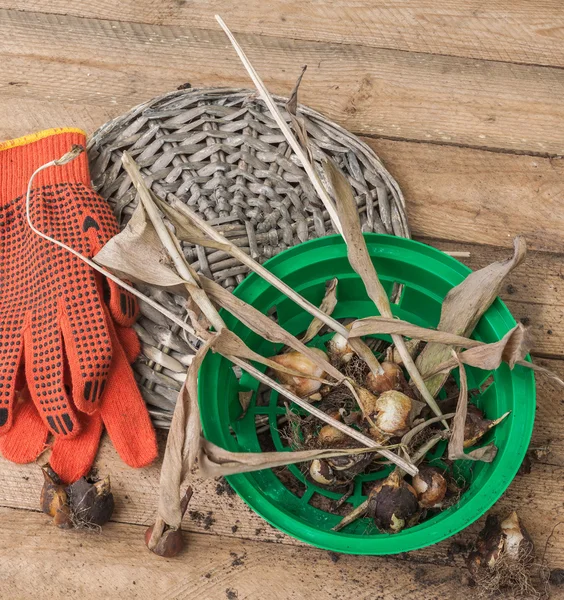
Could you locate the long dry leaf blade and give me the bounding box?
[155,337,213,534]
[417,237,527,397]
[210,329,331,385]
[301,278,338,344]
[517,359,564,388]
[447,353,498,463]
[215,14,342,234]
[324,158,444,422]
[198,439,379,478]
[200,275,343,381]
[349,316,483,347]
[423,324,531,378]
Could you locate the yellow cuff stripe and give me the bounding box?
[0,128,86,152]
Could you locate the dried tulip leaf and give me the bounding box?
[210,329,331,385]
[301,278,338,344]
[423,324,531,378]
[349,317,483,347]
[197,439,380,478]
[416,237,526,397]
[94,201,185,289]
[215,15,343,234]
[200,275,343,381]
[448,353,498,463]
[155,337,213,536]
[324,158,444,421]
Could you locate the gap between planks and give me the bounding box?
[2,0,564,69]
[2,9,564,154]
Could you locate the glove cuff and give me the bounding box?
[0,128,91,206]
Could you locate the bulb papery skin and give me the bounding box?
[327,332,354,364]
[271,348,327,397]
[412,466,447,508]
[372,390,413,436]
[309,459,336,486]
[365,361,402,395]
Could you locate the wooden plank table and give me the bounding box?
[0,2,563,598]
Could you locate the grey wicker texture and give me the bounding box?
[87,87,409,427]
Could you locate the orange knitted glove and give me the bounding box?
[0,129,139,437]
[0,313,157,483]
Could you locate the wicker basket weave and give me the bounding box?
[87,87,410,427]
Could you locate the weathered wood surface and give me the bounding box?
[1,1,563,598]
[2,10,564,154]
[2,0,564,68]
[0,507,476,600]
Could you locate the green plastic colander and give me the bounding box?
[198,234,535,554]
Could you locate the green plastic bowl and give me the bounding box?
[199,234,535,554]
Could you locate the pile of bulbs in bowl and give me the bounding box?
[269,328,504,534]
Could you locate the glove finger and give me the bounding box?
[0,393,49,464]
[101,312,157,469]
[50,412,103,484]
[59,269,113,414]
[106,280,139,328]
[75,187,139,328]
[0,310,25,433]
[24,315,80,438]
[114,324,141,364]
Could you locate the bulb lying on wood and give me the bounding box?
[466,511,536,596]
[270,348,328,397]
[40,465,72,530]
[412,465,447,508]
[68,475,115,528]
[464,405,510,448]
[367,470,420,533]
[145,487,193,558]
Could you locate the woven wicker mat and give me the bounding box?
[87,87,410,427]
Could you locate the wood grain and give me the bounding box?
[2,1,564,68]
[0,507,475,600]
[2,10,564,154]
[1,96,564,255]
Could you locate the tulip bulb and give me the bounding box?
[40,466,69,520]
[327,329,354,365]
[365,361,403,395]
[145,526,184,558]
[68,475,115,527]
[467,511,533,579]
[309,459,336,486]
[412,466,447,508]
[270,348,328,397]
[371,390,413,436]
[367,471,420,533]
